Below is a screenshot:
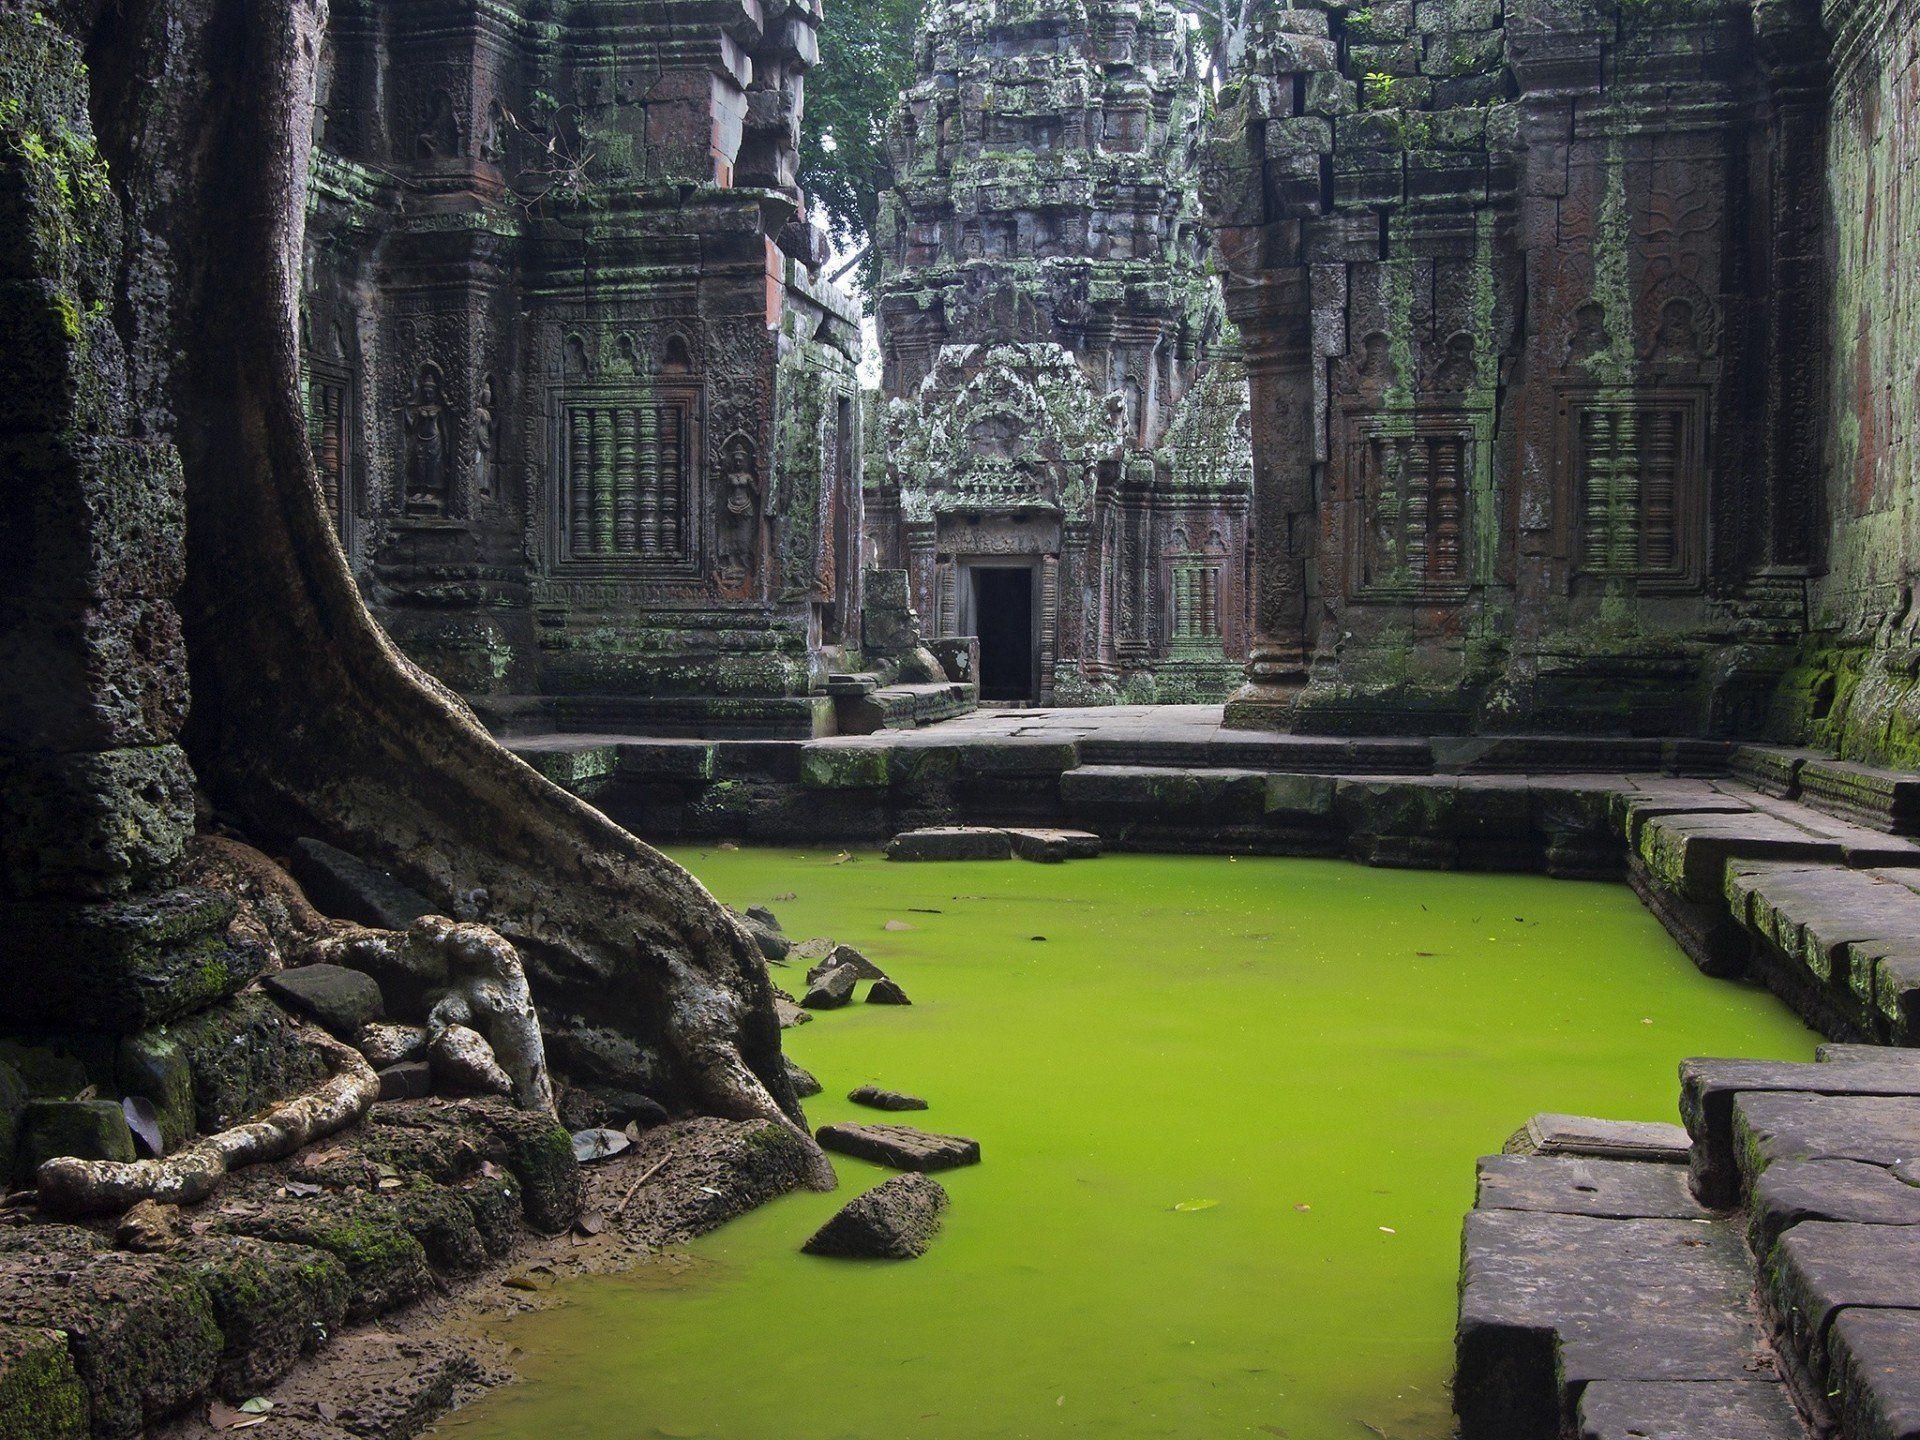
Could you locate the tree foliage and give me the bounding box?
[800,0,926,294]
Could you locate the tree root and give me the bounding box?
[78,0,820,1180]
[35,1027,378,1217]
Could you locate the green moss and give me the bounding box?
[0,1327,85,1440]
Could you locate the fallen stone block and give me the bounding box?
[290,837,437,932]
[806,944,887,984]
[866,978,911,1005]
[815,1122,980,1172]
[0,1324,86,1439]
[774,996,813,1029]
[377,1060,433,1102]
[886,826,1014,862]
[802,1173,948,1259]
[15,1098,135,1181]
[849,1085,927,1112]
[263,963,384,1038]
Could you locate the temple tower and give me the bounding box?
[868,0,1251,704]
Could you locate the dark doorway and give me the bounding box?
[971,566,1035,701]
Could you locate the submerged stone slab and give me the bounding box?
[801,1173,948,1259]
[1005,828,1101,862]
[1574,1380,1801,1440]
[815,1122,980,1172]
[849,1085,926,1112]
[1515,1113,1692,1163]
[886,826,1014,862]
[1827,1308,1920,1440]
[1458,1210,1770,1440]
[1475,1155,1708,1220]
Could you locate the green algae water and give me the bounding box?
[438,850,1814,1440]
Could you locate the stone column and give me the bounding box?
[1224,270,1318,728]
[1201,10,1338,729]
[0,16,258,1051]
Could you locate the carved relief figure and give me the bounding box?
[716,434,760,592]
[1648,299,1701,365]
[418,88,461,160]
[473,375,498,503]
[402,363,453,514]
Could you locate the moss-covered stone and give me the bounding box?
[14,1098,134,1182]
[0,1325,85,1440]
[176,1236,350,1399]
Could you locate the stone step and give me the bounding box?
[1457,1199,1795,1440]
[1678,1056,1920,1207]
[1722,862,1920,1041]
[1768,1222,1920,1419]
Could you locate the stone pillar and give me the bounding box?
[1226,271,1319,727]
[0,16,258,1047]
[1201,10,1338,729]
[1751,0,1831,576]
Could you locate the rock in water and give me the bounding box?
[729,905,791,964]
[801,965,858,1010]
[815,1122,980,1172]
[802,1174,949,1259]
[867,978,911,1005]
[805,945,887,985]
[262,964,384,1038]
[774,996,813,1029]
[785,1058,824,1099]
[849,1085,927,1112]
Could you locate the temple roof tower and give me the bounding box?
[868,0,1250,704]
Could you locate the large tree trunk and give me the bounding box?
[79,0,816,1169]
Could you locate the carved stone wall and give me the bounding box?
[302,0,864,738]
[869,0,1252,703]
[1204,0,1829,736]
[1772,0,1920,766]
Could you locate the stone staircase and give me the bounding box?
[1459,1048,1920,1440]
[824,670,975,734]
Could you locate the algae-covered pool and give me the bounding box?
[438,849,1814,1440]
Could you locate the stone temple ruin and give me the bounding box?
[865,0,1254,704]
[302,0,866,737]
[7,0,1920,1436]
